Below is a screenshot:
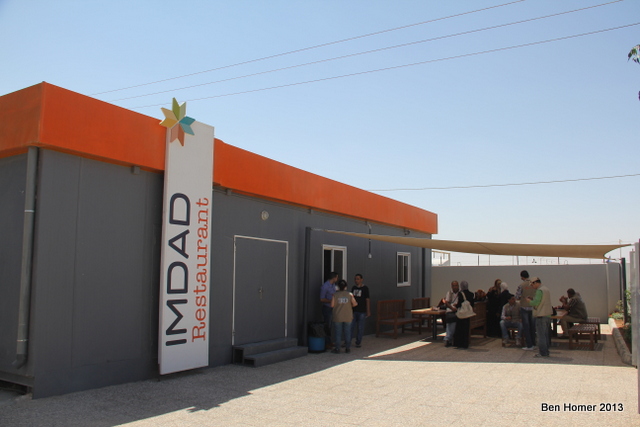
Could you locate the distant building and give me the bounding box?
[0,83,437,397]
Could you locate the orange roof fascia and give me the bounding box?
[0,83,44,159]
[0,83,438,235]
[0,83,166,170]
[213,140,438,235]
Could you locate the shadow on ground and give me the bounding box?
[0,329,630,427]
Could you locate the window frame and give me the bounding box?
[322,244,347,283]
[397,252,411,287]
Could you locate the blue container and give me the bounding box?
[308,336,325,352]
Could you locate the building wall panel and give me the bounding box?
[0,154,27,378]
[30,150,162,397]
[208,190,431,366]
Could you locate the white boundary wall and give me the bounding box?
[432,263,622,321]
[626,245,638,412]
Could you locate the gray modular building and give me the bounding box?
[0,83,438,397]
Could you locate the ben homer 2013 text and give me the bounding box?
[541,403,623,412]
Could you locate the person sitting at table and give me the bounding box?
[474,289,486,302]
[558,288,588,338]
[453,281,475,349]
[441,281,459,347]
[500,294,522,347]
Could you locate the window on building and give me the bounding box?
[323,245,347,282]
[397,252,410,287]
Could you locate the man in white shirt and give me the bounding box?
[442,281,459,347]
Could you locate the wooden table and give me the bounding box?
[411,308,446,341]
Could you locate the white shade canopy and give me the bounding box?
[324,230,629,259]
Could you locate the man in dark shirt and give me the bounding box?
[559,288,588,338]
[350,273,370,348]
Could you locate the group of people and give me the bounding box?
[464,270,589,357]
[320,272,371,354]
[321,269,589,358]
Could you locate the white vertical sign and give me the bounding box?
[158,120,214,375]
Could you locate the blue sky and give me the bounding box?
[1,0,638,265]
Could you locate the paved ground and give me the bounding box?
[0,324,637,426]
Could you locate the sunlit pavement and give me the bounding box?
[0,325,636,426]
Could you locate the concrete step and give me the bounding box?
[243,345,308,367]
[233,337,299,363]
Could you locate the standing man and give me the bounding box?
[527,277,553,358]
[558,288,588,338]
[442,281,459,348]
[515,270,536,351]
[331,280,357,354]
[350,273,370,348]
[320,272,339,350]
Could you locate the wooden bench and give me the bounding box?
[411,297,430,310]
[376,299,421,339]
[469,301,487,338]
[577,317,601,340]
[568,324,598,350]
